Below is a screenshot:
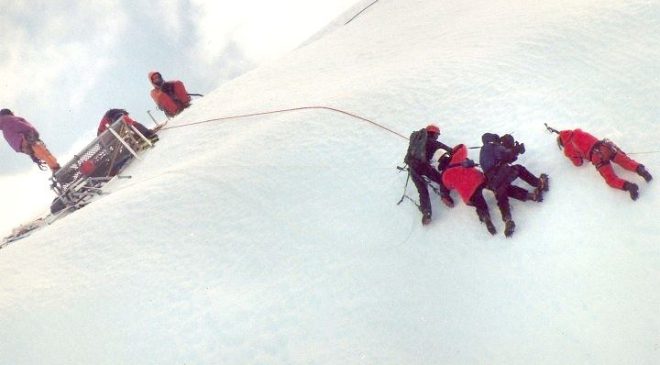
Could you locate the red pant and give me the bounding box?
[591,143,639,189]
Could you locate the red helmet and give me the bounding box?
[426,124,440,134]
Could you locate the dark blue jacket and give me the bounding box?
[479,133,515,174]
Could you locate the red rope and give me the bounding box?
[161,105,408,140]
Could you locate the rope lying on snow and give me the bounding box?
[160,108,659,156]
[160,105,409,140]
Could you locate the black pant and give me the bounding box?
[410,162,449,215]
[132,122,157,139]
[485,164,537,222]
[511,164,540,188]
[468,185,492,222]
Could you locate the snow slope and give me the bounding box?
[1,0,659,363]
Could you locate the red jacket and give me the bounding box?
[441,144,485,203]
[559,129,599,166]
[149,71,191,117]
[97,109,136,136]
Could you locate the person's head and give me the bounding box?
[499,134,515,148]
[149,71,164,87]
[557,130,572,150]
[0,108,13,116]
[481,132,499,144]
[425,124,440,139]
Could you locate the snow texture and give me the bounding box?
[1,0,659,363]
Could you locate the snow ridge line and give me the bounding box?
[161,105,409,140]
[345,0,380,25]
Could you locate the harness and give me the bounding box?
[20,132,47,170]
[588,139,619,168]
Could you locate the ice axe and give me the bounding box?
[544,123,560,134]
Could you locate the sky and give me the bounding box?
[0,0,658,362]
[0,0,358,233]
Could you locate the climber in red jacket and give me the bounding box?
[149,71,191,118]
[441,144,496,235]
[557,128,652,200]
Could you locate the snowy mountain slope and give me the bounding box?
[1,0,659,363]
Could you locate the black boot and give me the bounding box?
[477,210,497,235]
[422,210,432,225]
[538,173,550,192]
[440,194,455,208]
[504,219,516,237]
[484,216,496,235]
[623,182,639,201]
[527,190,543,202]
[636,165,652,183]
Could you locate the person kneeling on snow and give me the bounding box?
[557,128,652,200]
[479,133,549,237]
[0,108,60,172]
[149,71,191,118]
[404,124,455,225]
[440,144,496,235]
[98,109,159,143]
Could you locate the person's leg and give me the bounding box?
[131,122,154,138]
[512,164,540,187]
[411,170,432,223]
[595,163,638,200]
[30,141,60,172]
[471,188,496,235]
[420,164,454,207]
[507,185,531,201]
[595,163,626,189]
[492,185,515,237]
[611,151,640,172]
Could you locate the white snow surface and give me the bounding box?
[1,0,659,363]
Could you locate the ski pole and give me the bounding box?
[147,110,158,124]
[396,165,411,205]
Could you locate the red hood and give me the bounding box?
[449,144,467,164]
[148,71,162,87]
[559,130,573,146]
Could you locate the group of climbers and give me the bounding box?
[403,123,651,237]
[1,71,191,173]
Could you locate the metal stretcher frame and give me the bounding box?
[49,117,149,213]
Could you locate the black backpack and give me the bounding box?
[404,128,428,165]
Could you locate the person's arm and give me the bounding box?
[430,140,452,153]
[563,143,584,166]
[566,152,584,166]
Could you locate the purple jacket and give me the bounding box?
[0,115,38,152]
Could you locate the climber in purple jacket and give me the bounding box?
[0,108,60,172]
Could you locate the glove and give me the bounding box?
[461,159,476,168]
[514,142,525,155]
